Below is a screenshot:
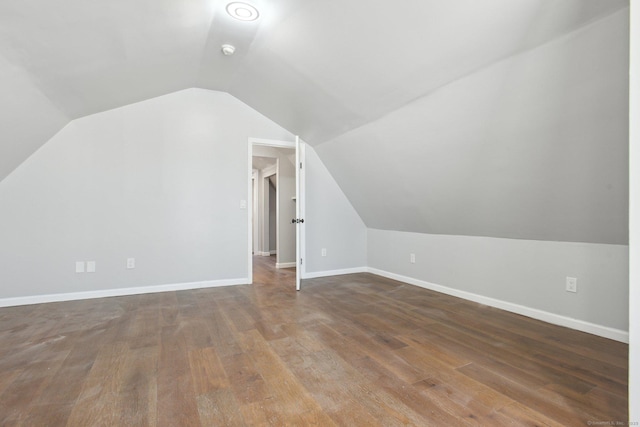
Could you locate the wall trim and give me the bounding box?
[270,250,277,255]
[257,251,271,257]
[0,278,247,308]
[303,267,368,279]
[367,267,629,343]
[276,262,296,269]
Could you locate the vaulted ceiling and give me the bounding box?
[0,0,630,243]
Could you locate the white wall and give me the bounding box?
[368,229,629,341]
[0,88,292,302]
[303,145,367,276]
[630,0,639,418]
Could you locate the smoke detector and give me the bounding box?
[221,44,236,56]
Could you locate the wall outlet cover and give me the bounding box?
[86,261,96,273]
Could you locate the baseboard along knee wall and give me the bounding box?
[0,267,627,343]
[302,266,628,343]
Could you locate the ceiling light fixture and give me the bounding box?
[226,2,259,21]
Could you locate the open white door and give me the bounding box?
[295,135,303,291]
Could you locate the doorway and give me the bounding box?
[252,156,277,258]
[248,137,304,289]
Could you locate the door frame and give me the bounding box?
[247,137,305,286]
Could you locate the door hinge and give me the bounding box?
[300,162,302,169]
[300,258,303,265]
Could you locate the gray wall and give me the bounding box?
[303,145,367,274]
[368,229,629,334]
[316,9,629,245]
[0,88,293,299]
[0,88,371,302]
[307,8,630,339]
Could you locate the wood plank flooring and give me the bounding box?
[0,255,628,425]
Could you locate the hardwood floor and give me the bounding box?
[0,255,628,425]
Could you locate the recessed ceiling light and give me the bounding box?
[226,2,259,21]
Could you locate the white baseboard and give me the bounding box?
[270,250,277,255]
[2,266,627,343]
[276,262,296,269]
[367,268,629,343]
[257,252,271,257]
[0,278,247,308]
[303,267,368,279]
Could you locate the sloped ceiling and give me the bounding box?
[220,0,628,144]
[0,0,630,243]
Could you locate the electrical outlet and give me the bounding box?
[86,261,96,273]
[127,258,136,269]
[321,248,327,257]
[410,253,416,264]
[566,277,577,293]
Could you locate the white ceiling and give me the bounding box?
[219,0,628,143]
[0,0,630,243]
[252,156,276,171]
